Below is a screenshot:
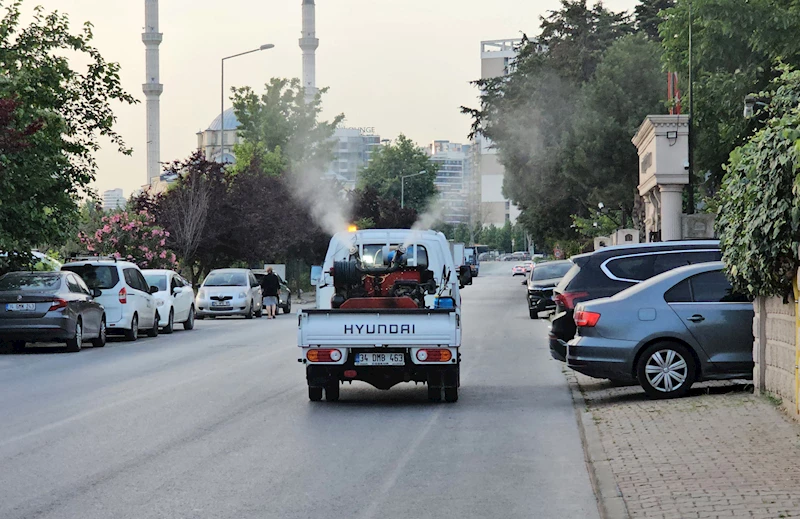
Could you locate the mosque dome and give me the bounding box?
[207,108,241,131]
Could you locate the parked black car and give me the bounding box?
[549,241,721,362]
[0,271,106,352]
[526,260,572,319]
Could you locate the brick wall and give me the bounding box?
[753,295,798,417]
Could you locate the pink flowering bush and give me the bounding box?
[78,210,178,269]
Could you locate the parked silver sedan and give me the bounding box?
[195,269,263,319]
[567,261,753,399]
[0,271,106,352]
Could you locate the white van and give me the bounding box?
[62,258,159,341]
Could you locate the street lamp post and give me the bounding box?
[401,170,427,209]
[220,44,274,159]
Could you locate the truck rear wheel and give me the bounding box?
[325,382,340,402]
[444,387,458,403]
[308,386,322,401]
[427,384,442,402]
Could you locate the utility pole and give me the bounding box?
[687,0,695,214]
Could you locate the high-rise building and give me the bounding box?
[326,127,381,190]
[142,0,163,187]
[426,141,472,225]
[102,189,126,211]
[474,39,522,227]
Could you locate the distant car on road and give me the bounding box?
[512,264,527,276]
[567,261,753,399]
[0,271,106,352]
[526,260,572,319]
[195,268,263,319]
[142,269,196,332]
[251,269,292,314]
[549,241,722,362]
[62,257,159,341]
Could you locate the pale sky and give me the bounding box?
[28,0,639,197]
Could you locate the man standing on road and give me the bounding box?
[260,267,281,319]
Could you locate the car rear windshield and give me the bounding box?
[532,263,573,280]
[144,274,168,292]
[203,272,247,287]
[0,273,61,291]
[555,263,581,291]
[62,265,120,290]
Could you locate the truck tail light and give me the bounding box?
[119,287,127,304]
[574,310,601,327]
[416,349,452,362]
[307,349,342,362]
[48,299,68,311]
[554,291,588,310]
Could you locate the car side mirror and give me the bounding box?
[310,265,322,285]
[172,286,182,295]
[91,288,102,298]
[149,285,159,294]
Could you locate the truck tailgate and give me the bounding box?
[299,309,460,347]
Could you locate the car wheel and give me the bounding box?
[284,298,292,314]
[255,304,263,318]
[308,386,323,401]
[66,319,82,352]
[196,314,205,321]
[245,302,254,319]
[325,382,340,402]
[124,314,139,342]
[92,317,107,347]
[529,309,539,319]
[183,306,195,330]
[637,342,696,399]
[444,386,458,403]
[146,313,160,337]
[163,309,174,334]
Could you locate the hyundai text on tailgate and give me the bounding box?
[299,229,462,402]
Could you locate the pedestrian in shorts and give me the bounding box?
[260,267,281,319]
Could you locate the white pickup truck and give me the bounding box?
[299,229,465,403]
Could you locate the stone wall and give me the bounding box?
[753,295,797,417]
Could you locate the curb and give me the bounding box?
[564,370,630,519]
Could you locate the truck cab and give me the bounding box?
[300,229,462,402]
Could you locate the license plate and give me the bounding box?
[354,353,405,366]
[211,301,230,307]
[6,303,36,311]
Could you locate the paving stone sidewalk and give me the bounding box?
[572,373,800,519]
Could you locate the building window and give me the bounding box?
[625,234,633,242]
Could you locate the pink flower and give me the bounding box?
[159,239,166,247]
[113,252,122,259]
[170,253,176,263]
[164,231,170,237]
[145,251,155,261]
[159,250,167,259]
[102,225,111,233]
[87,244,95,252]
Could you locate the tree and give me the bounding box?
[156,152,228,282]
[462,0,633,248]
[79,210,177,270]
[717,64,800,298]
[660,0,800,198]
[231,78,343,174]
[349,186,418,229]
[634,0,675,40]
[357,135,438,213]
[567,34,664,222]
[0,1,136,264]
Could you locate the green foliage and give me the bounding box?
[634,0,674,40]
[463,1,661,247]
[660,0,800,195]
[717,65,800,297]
[571,208,622,239]
[0,1,136,262]
[231,78,343,173]
[357,135,438,213]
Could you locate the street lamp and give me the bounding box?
[401,170,427,208]
[220,44,275,159]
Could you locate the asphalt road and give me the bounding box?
[0,262,599,519]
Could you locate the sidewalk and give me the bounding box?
[569,372,800,519]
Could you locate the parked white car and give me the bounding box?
[61,257,159,341]
[142,269,196,333]
[195,269,263,319]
